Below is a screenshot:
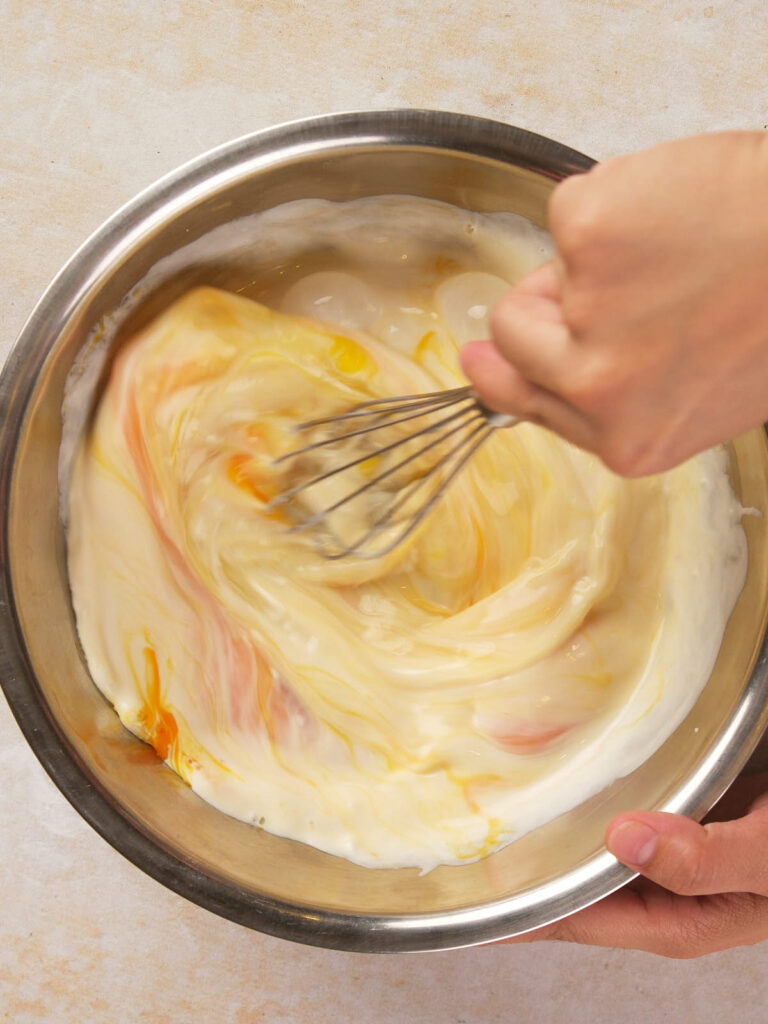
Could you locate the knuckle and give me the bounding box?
[662,841,712,897]
[561,354,616,407]
[488,293,539,347]
[601,445,642,478]
[548,172,590,238]
[599,433,662,478]
[549,184,603,260]
[561,292,595,337]
[488,297,517,342]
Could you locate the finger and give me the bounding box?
[500,885,768,958]
[547,164,606,266]
[511,259,564,301]
[459,339,597,452]
[488,283,573,393]
[459,338,541,416]
[605,806,768,897]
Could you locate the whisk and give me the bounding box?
[266,386,517,559]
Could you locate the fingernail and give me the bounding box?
[607,821,658,866]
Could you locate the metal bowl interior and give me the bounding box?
[2,110,768,953]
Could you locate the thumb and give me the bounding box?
[606,804,768,897]
[459,339,597,452]
[459,339,537,418]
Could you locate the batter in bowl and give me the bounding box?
[65,199,747,871]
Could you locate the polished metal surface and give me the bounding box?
[2,109,768,953]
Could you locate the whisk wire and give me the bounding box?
[286,405,486,534]
[268,402,483,511]
[322,420,493,559]
[266,386,517,559]
[273,389,476,463]
[294,386,474,429]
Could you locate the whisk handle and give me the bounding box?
[485,411,517,428]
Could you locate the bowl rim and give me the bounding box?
[2,108,768,953]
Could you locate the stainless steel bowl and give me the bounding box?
[2,110,768,953]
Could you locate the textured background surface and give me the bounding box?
[2,1,767,1021]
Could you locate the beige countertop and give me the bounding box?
[2,2,767,1021]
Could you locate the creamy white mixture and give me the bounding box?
[65,198,747,871]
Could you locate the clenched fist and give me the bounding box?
[461,131,768,476]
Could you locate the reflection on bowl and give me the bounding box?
[2,110,768,952]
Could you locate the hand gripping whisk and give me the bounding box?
[266,386,517,559]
